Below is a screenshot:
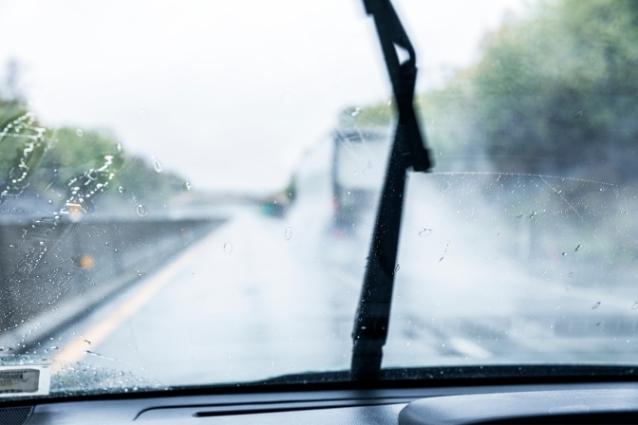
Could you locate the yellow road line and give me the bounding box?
[51,234,212,372]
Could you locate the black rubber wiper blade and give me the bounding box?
[351,0,433,381]
[249,364,638,387]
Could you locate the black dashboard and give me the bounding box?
[6,382,638,424]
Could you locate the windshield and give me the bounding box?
[1,0,637,399]
[334,128,390,190]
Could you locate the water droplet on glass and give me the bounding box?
[284,226,293,241]
[75,129,84,137]
[418,228,432,237]
[561,252,567,257]
[117,186,125,194]
[394,264,400,273]
[632,301,638,310]
[183,181,192,191]
[116,143,122,152]
[592,301,601,310]
[574,243,581,252]
[223,242,233,254]
[350,107,361,117]
[47,199,53,205]
[153,158,162,173]
[136,204,148,217]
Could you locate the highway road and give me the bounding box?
[34,173,638,393]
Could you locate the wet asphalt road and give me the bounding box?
[43,174,638,389]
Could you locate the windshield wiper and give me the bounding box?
[254,365,638,387]
[351,0,433,381]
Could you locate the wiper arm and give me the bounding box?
[351,0,433,381]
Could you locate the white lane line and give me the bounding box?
[448,337,492,359]
[51,233,214,372]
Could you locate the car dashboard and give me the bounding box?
[5,381,638,424]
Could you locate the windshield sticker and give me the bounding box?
[0,365,50,397]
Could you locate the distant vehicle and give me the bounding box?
[259,176,297,218]
[330,126,390,232]
[259,193,291,218]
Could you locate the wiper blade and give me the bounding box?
[254,365,638,387]
[351,0,433,381]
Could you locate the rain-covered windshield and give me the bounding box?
[334,128,390,191]
[0,0,637,398]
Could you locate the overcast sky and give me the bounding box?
[0,0,525,193]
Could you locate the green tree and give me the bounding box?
[469,0,638,181]
[354,0,638,182]
[0,95,188,210]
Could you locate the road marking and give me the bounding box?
[448,337,492,359]
[51,234,213,372]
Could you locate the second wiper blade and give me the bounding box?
[351,0,433,381]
